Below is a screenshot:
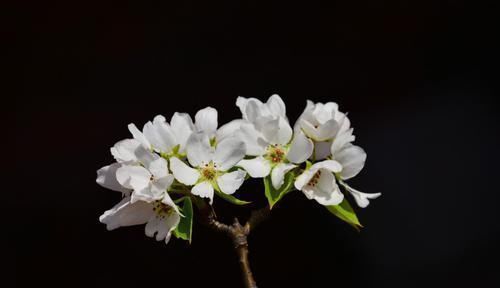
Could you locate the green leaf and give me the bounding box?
[264,171,296,208]
[326,198,362,231]
[214,189,251,205]
[173,197,193,243]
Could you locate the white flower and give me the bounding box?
[127,107,223,157]
[115,157,176,208]
[295,100,354,160]
[294,160,344,205]
[330,143,381,208]
[110,138,157,166]
[236,94,287,122]
[234,94,314,190]
[97,138,159,196]
[99,196,181,244]
[169,133,247,204]
[128,115,179,156]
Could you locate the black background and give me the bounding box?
[17,0,499,287]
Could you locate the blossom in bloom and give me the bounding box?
[127,107,220,158]
[295,100,353,160]
[99,196,181,244]
[170,132,247,204]
[96,138,159,196]
[294,160,344,205]
[234,94,314,190]
[116,157,176,207]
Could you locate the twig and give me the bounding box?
[204,205,271,288]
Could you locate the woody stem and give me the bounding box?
[206,206,270,288]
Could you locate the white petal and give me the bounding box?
[238,97,264,122]
[96,163,129,193]
[335,144,367,180]
[148,157,169,179]
[116,165,151,191]
[259,117,293,145]
[287,131,314,164]
[271,163,297,190]
[131,187,155,203]
[191,181,214,204]
[186,133,214,167]
[236,96,251,120]
[128,123,150,148]
[315,171,344,205]
[294,100,315,132]
[134,145,159,168]
[237,156,272,178]
[110,139,142,164]
[214,137,246,171]
[169,157,200,185]
[145,212,180,242]
[99,197,153,230]
[216,119,245,142]
[161,191,179,214]
[163,213,181,243]
[195,107,218,136]
[294,169,314,190]
[301,172,343,206]
[170,112,195,153]
[313,140,332,161]
[150,175,175,199]
[310,160,343,173]
[314,102,337,124]
[339,181,381,208]
[217,170,246,195]
[302,118,338,141]
[234,122,267,156]
[143,120,176,153]
[331,128,355,155]
[266,94,286,118]
[111,138,158,167]
[334,110,351,135]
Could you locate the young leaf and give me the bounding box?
[173,197,194,243]
[326,198,362,231]
[214,189,251,205]
[264,171,296,208]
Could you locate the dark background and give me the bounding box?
[16,0,499,287]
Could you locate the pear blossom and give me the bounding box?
[295,100,354,160]
[170,132,247,204]
[115,157,176,207]
[100,196,181,244]
[98,94,381,249]
[96,138,160,195]
[294,160,344,205]
[127,107,231,158]
[234,95,314,190]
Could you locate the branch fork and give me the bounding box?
[207,207,270,288]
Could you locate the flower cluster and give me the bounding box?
[97,95,381,244]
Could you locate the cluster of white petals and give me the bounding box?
[97,94,380,245]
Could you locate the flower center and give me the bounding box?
[152,201,174,219]
[307,170,322,187]
[201,161,218,180]
[266,144,286,164]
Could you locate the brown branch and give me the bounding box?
[204,206,271,288]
